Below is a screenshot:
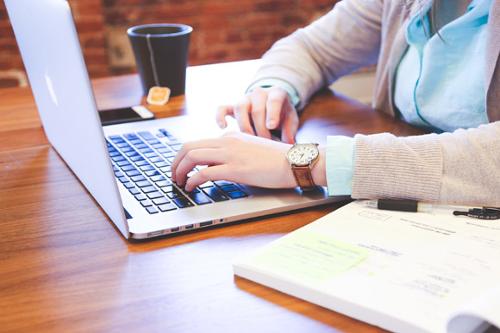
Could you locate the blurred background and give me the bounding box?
[0,0,336,88]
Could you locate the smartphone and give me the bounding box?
[99,105,155,126]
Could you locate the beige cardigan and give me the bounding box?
[252,0,500,206]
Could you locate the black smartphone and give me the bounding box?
[99,105,155,126]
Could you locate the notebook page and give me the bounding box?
[234,201,500,333]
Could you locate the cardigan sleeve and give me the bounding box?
[352,121,500,206]
[250,0,383,109]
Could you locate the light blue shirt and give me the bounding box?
[327,0,491,196]
[394,0,491,133]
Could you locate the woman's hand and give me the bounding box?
[172,132,326,192]
[216,87,299,144]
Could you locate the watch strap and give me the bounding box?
[291,165,316,191]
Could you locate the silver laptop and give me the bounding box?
[5,0,342,239]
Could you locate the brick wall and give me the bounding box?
[0,0,336,88]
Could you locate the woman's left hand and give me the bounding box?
[171,132,309,192]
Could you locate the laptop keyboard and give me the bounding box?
[106,129,248,214]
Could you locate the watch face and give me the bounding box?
[287,144,319,166]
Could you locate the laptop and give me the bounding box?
[5,0,343,239]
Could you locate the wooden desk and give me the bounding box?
[0,61,423,332]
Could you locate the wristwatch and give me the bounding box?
[286,143,320,191]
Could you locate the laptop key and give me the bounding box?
[160,167,171,173]
[145,170,160,177]
[151,175,166,182]
[141,200,153,207]
[123,182,135,189]
[135,160,149,167]
[189,192,212,205]
[152,197,169,205]
[130,155,144,162]
[118,176,128,183]
[124,133,139,140]
[126,170,141,177]
[150,157,163,163]
[155,180,171,188]
[146,206,159,214]
[125,151,139,157]
[199,181,215,188]
[160,185,174,193]
[147,191,164,199]
[121,165,136,172]
[226,190,248,199]
[135,193,147,201]
[154,162,169,168]
[144,152,158,158]
[203,186,229,202]
[142,186,157,193]
[138,131,156,141]
[136,180,152,188]
[172,197,194,208]
[166,191,179,199]
[131,175,146,182]
[140,165,155,171]
[116,161,130,167]
[161,152,176,158]
[158,203,177,212]
[129,188,141,195]
[120,147,133,153]
[220,184,240,193]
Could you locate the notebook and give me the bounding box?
[234,201,500,333]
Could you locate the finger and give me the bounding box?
[234,97,255,135]
[216,105,234,129]
[281,104,299,144]
[265,89,288,130]
[171,138,224,182]
[174,148,225,186]
[185,165,231,192]
[249,89,271,139]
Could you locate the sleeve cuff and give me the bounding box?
[326,136,355,196]
[246,78,301,109]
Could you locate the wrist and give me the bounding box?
[311,147,327,187]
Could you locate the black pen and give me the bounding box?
[364,199,433,213]
[453,207,500,220]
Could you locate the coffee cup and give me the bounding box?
[127,23,193,97]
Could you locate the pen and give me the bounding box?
[453,207,500,220]
[364,199,433,213]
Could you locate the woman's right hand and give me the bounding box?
[215,86,299,144]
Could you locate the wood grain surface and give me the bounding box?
[0,60,424,333]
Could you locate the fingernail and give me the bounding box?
[266,120,276,129]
